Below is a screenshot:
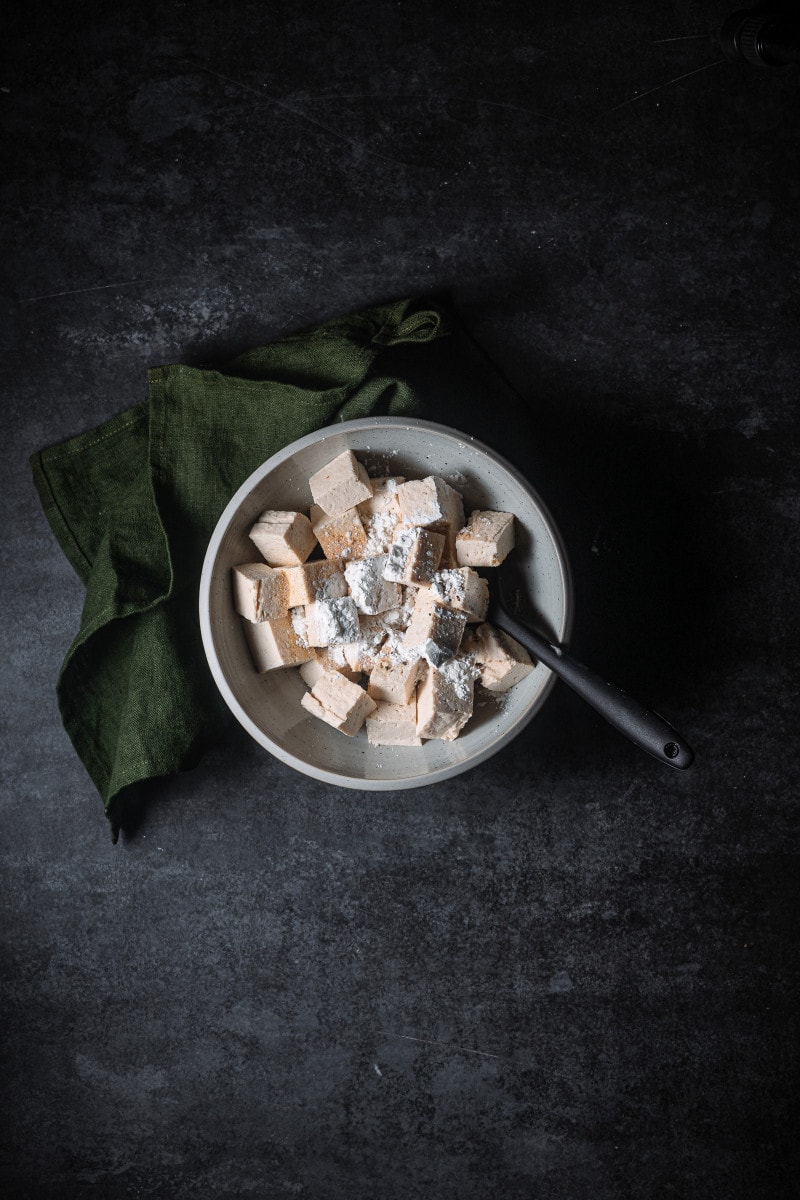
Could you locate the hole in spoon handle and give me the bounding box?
[656,733,694,769]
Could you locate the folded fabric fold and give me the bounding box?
[31,297,450,837]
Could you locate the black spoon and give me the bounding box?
[488,564,695,770]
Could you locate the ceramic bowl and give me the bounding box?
[199,417,573,789]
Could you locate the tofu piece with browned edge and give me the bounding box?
[231,563,290,622]
[301,671,376,735]
[249,510,317,566]
[428,567,489,621]
[455,511,515,567]
[309,450,372,516]
[415,657,477,740]
[366,700,422,747]
[310,505,368,562]
[468,623,535,691]
[243,615,314,673]
[278,561,348,607]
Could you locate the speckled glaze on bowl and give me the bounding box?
[199,417,573,790]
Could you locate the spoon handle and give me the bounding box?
[491,607,695,770]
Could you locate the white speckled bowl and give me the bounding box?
[199,417,572,789]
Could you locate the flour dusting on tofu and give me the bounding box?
[231,451,528,742]
[290,606,309,647]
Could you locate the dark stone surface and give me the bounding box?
[2,1,798,1196]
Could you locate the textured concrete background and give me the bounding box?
[2,1,799,1197]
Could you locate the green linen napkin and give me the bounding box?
[31,297,450,838]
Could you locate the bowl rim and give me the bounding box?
[199,416,574,790]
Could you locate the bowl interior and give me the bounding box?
[200,418,571,789]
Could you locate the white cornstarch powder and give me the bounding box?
[383,526,417,581]
[344,555,400,614]
[290,607,309,646]
[308,596,360,645]
[429,569,467,607]
[438,654,480,697]
[316,571,345,600]
[363,509,398,554]
[377,629,409,665]
[325,644,351,668]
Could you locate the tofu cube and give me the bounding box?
[358,480,404,554]
[308,450,372,516]
[344,556,403,615]
[249,510,317,566]
[300,671,376,736]
[310,646,361,682]
[367,655,424,706]
[310,505,368,562]
[279,561,348,607]
[383,526,445,586]
[379,588,416,631]
[403,587,467,667]
[358,476,404,518]
[298,657,327,688]
[231,563,290,622]
[340,641,383,676]
[366,700,422,747]
[397,476,465,568]
[396,476,465,533]
[415,657,477,740]
[305,596,361,647]
[362,510,402,555]
[468,623,535,691]
[339,615,389,674]
[455,511,515,567]
[428,567,489,621]
[243,615,314,673]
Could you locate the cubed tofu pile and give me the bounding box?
[231,450,535,745]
